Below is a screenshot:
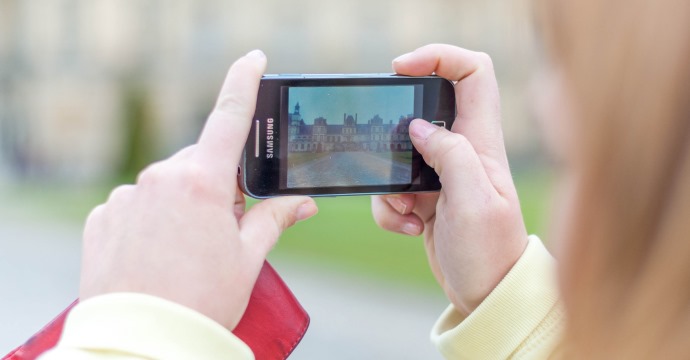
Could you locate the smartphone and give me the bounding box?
[239,74,456,198]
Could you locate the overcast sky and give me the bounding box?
[288,85,415,125]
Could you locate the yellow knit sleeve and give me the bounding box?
[39,293,254,360]
[431,235,564,359]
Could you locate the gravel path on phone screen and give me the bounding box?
[287,151,412,188]
[0,199,446,359]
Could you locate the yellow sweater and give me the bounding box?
[42,236,561,359]
[39,293,254,360]
[431,235,564,359]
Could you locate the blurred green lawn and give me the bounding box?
[1,170,553,290]
[266,170,554,289]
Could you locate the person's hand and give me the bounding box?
[79,50,318,330]
[372,44,528,315]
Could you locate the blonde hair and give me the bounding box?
[537,0,690,358]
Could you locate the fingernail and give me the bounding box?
[296,201,318,221]
[392,52,412,64]
[386,196,407,215]
[402,222,422,236]
[246,49,266,59]
[409,119,439,140]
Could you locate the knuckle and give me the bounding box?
[215,93,250,119]
[136,161,166,186]
[83,205,106,248]
[371,197,390,227]
[139,160,221,199]
[174,145,197,158]
[177,163,209,188]
[256,203,294,241]
[273,208,294,233]
[375,217,395,233]
[107,184,135,203]
[84,204,105,232]
[176,162,206,182]
[372,210,388,229]
[85,204,105,222]
[474,51,494,70]
[372,208,404,234]
[428,132,472,170]
[175,163,221,198]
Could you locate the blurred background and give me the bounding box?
[0,0,553,358]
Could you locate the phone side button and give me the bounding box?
[431,120,447,129]
[255,120,260,158]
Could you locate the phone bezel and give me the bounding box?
[240,74,456,198]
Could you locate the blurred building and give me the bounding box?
[0,0,538,184]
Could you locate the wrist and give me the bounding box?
[451,234,530,315]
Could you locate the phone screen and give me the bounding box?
[282,85,424,189]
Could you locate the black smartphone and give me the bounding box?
[239,74,456,198]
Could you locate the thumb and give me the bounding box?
[409,119,497,202]
[239,196,318,256]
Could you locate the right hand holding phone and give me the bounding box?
[372,44,528,315]
[79,51,318,330]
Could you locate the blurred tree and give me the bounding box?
[117,80,157,183]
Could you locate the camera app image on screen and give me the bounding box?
[284,85,422,189]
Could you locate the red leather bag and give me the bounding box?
[3,261,308,360]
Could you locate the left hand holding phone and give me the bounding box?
[79,50,318,330]
[371,44,528,316]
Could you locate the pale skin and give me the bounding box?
[80,44,528,333]
[79,50,318,330]
[372,44,529,315]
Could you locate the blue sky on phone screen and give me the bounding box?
[288,86,414,125]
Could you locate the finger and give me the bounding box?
[83,204,106,244]
[409,119,501,203]
[371,195,424,236]
[239,196,318,256]
[381,192,441,224]
[379,194,416,215]
[409,192,441,224]
[167,145,197,162]
[106,184,137,203]
[195,50,267,176]
[393,44,507,168]
[233,186,246,220]
[393,44,494,82]
[136,145,197,186]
